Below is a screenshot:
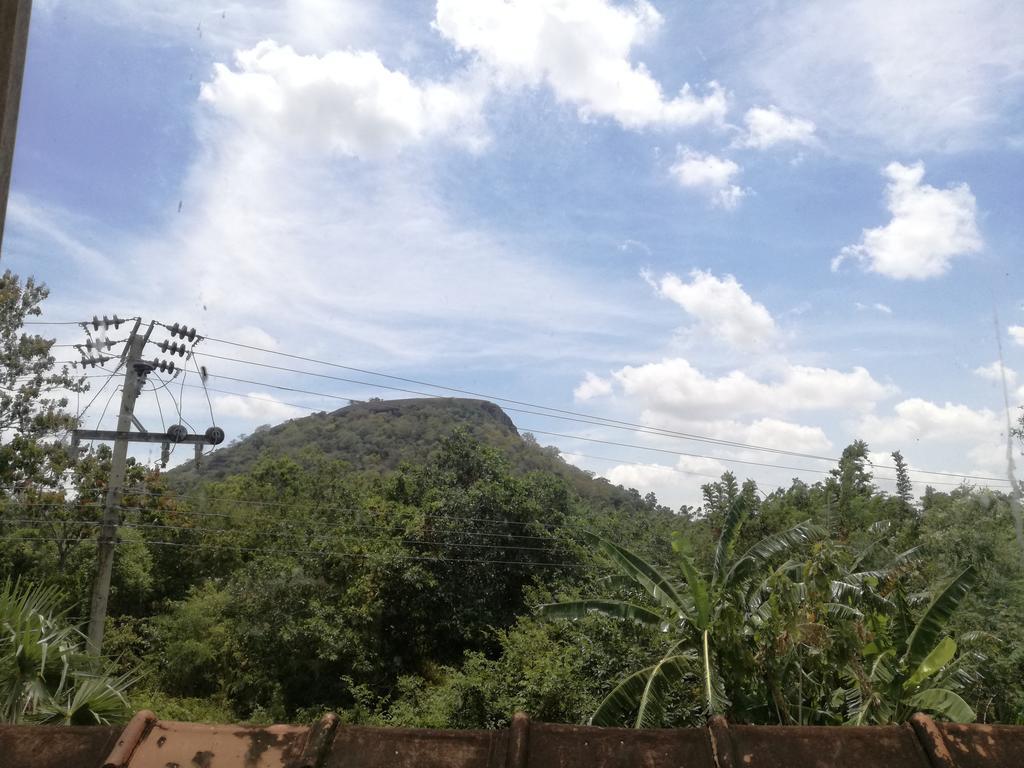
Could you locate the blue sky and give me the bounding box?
[8,0,1024,506]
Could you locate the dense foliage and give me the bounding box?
[2,270,1023,727]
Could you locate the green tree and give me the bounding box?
[0,271,85,490]
[828,440,874,535]
[891,450,913,508]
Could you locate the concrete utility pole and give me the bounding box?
[86,319,153,655]
[78,317,226,655]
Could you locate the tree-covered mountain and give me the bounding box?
[169,396,668,524]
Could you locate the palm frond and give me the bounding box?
[30,672,135,726]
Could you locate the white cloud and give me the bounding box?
[574,372,613,401]
[20,38,646,384]
[728,417,833,455]
[833,162,982,280]
[857,398,1002,446]
[1010,326,1024,346]
[5,195,114,273]
[212,392,306,423]
[605,455,729,509]
[652,270,776,349]
[200,40,488,159]
[608,357,894,419]
[434,0,728,129]
[854,302,892,314]
[745,0,1024,151]
[737,106,817,149]
[669,149,747,209]
[652,416,834,456]
[974,361,1017,386]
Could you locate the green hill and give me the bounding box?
[170,397,665,516]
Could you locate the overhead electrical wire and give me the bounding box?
[197,350,834,462]
[52,318,1014,488]
[0,534,601,570]
[1,497,630,538]
[195,369,1010,488]
[74,360,124,423]
[46,362,1008,490]
[0,514,585,553]
[186,340,1013,485]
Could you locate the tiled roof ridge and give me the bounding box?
[2,710,1022,767]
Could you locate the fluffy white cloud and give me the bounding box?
[605,455,729,508]
[651,270,776,349]
[650,416,833,456]
[200,40,488,159]
[727,417,832,455]
[737,106,816,149]
[669,149,746,209]
[833,162,982,280]
[607,357,893,419]
[974,361,1017,386]
[213,392,307,423]
[1010,326,1024,346]
[434,0,727,129]
[857,398,1002,446]
[573,372,613,401]
[745,0,1024,151]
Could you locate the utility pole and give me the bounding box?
[86,319,153,655]
[78,318,225,655]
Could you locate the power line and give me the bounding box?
[198,367,1013,488]
[35,365,1016,490]
[1,497,598,537]
[21,364,1016,490]
[75,361,123,423]
[527,429,843,477]
[0,504,578,544]
[199,350,837,462]
[0,534,600,570]
[194,356,1010,486]
[7,512,571,554]
[33,320,1023,485]
[188,340,1014,485]
[111,521,566,554]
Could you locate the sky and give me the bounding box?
[7,0,1024,508]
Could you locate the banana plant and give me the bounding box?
[740,527,920,724]
[539,498,825,726]
[844,566,976,724]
